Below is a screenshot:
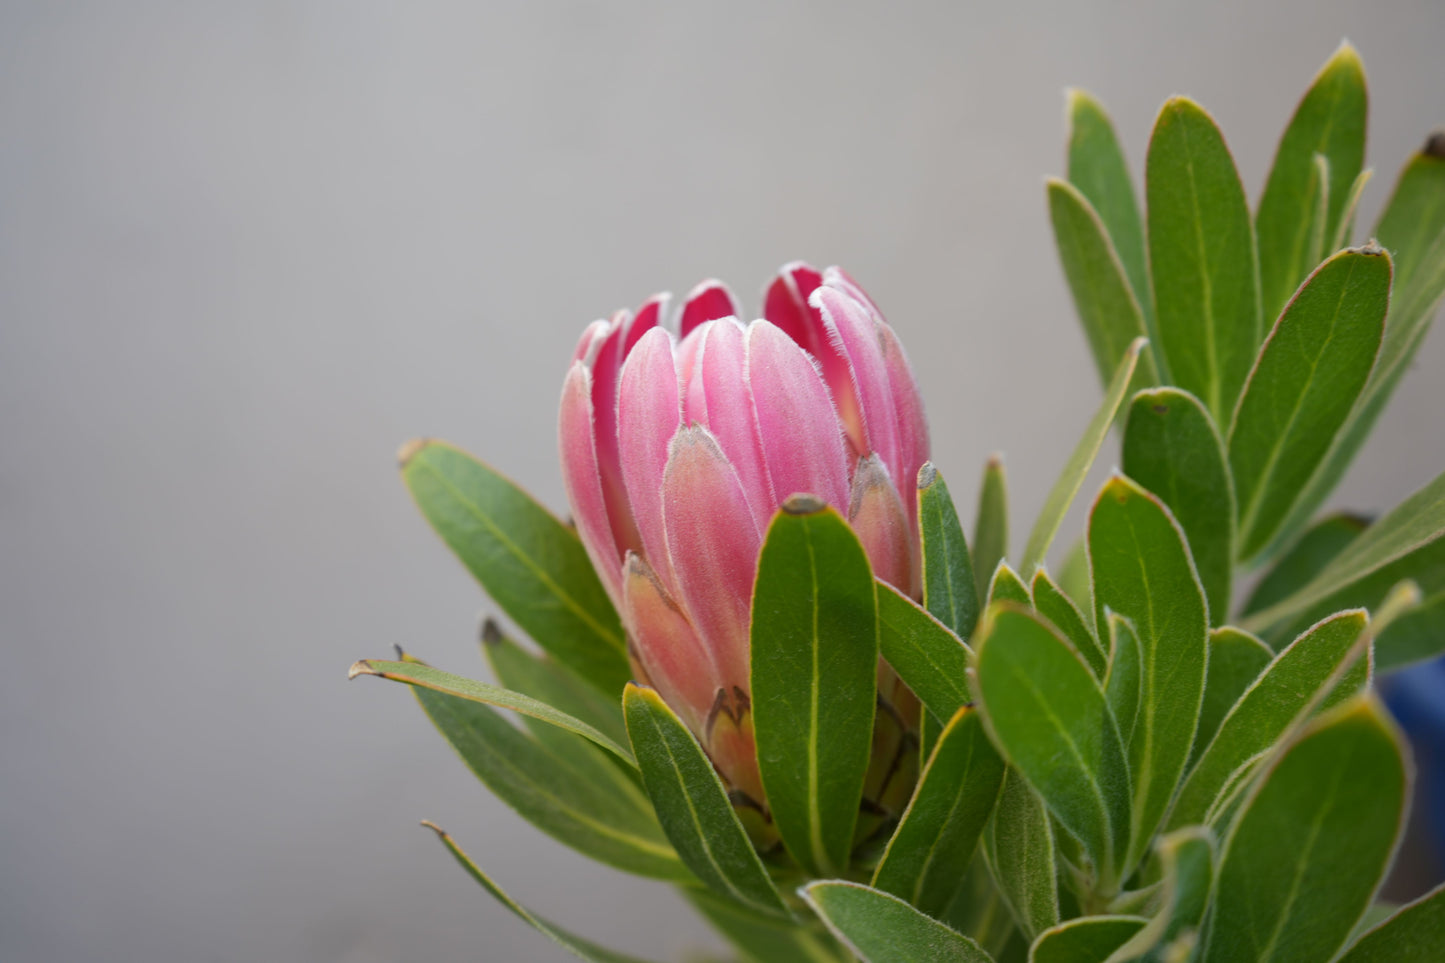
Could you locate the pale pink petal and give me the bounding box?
[622,552,720,737]
[824,265,886,322]
[813,284,899,472]
[680,320,711,427]
[848,454,916,596]
[744,320,851,513]
[877,321,930,536]
[762,261,825,358]
[617,327,682,592]
[661,426,759,692]
[558,362,624,607]
[698,319,775,531]
[572,319,611,365]
[679,279,743,339]
[588,311,642,557]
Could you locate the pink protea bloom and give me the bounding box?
[559,263,928,808]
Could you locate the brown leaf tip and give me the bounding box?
[479,617,504,646]
[347,660,377,680]
[916,461,938,490]
[396,438,431,468]
[1424,131,1445,160]
[1352,240,1387,257]
[781,493,828,515]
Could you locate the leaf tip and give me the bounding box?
[396,437,431,469]
[479,617,504,647]
[1351,239,1388,257]
[347,659,378,680]
[781,492,828,516]
[1423,130,1445,160]
[916,460,938,490]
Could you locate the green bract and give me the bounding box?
[355,44,1445,963]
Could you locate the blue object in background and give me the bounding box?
[1384,657,1445,881]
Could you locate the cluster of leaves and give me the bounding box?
[352,45,1445,963]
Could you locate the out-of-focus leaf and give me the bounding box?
[1032,568,1107,680]
[623,684,788,916]
[1021,338,1147,575]
[802,882,996,963]
[878,582,972,723]
[1048,179,1159,393]
[1029,917,1147,963]
[975,456,1010,603]
[1146,97,1261,427]
[1230,247,1392,561]
[1169,610,1368,831]
[1088,475,1208,872]
[1102,827,1215,963]
[1201,696,1408,963]
[1265,140,1445,551]
[685,889,848,963]
[1332,168,1375,252]
[422,822,666,963]
[873,707,1007,917]
[349,658,635,765]
[1103,614,1142,750]
[1067,89,1152,331]
[1256,43,1368,322]
[1057,540,1094,632]
[751,499,878,877]
[1191,627,1273,767]
[919,462,980,640]
[989,563,1033,607]
[1241,512,1368,619]
[972,605,1131,887]
[983,770,1059,940]
[1376,590,1445,672]
[1122,387,1234,623]
[399,440,629,694]
[1337,881,1445,963]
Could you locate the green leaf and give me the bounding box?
[1337,881,1445,963]
[1242,469,1445,635]
[982,771,1060,940]
[1029,917,1147,963]
[1332,168,1375,252]
[1031,568,1107,680]
[1146,97,1262,426]
[405,672,686,881]
[1169,609,1368,831]
[399,440,629,693]
[1103,613,1142,750]
[1242,512,1368,619]
[1122,387,1234,623]
[1191,627,1272,767]
[877,581,973,724]
[873,707,1007,918]
[972,605,1131,887]
[751,498,878,877]
[1230,247,1393,560]
[919,463,981,640]
[988,563,1033,607]
[1201,696,1408,963]
[1058,540,1094,632]
[974,456,1010,603]
[1021,338,1147,575]
[1088,475,1209,871]
[685,889,849,963]
[802,882,996,963]
[1263,142,1445,551]
[1101,827,1215,963]
[1376,590,1445,672]
[1255,43,1368,323]
[421,822,665,963]
[1067,89,1152,332]
[349,658,636,766]
[622,684,789,916]
[1048,179,1159,394]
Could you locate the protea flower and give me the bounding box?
[559,263,928,812]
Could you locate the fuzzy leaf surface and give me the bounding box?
[878,581,972,723]
[919,463,980,640]
[1029,917,1146,963]
[1337,881,1445,963]
[983,770,1059,940]
[1032,568,1107,680]
[802,882,996,963]
[1191,627,1272,767]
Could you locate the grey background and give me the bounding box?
[3,2,1443,961]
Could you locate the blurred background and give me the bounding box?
[3,2,1444,960]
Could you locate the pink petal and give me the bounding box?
[698,319,775,531]
[848,454,916,596]
[877,321,930,536]
[588,312,642,557]
[617,327,682,591]
[622,552,720,736]
[824,265,886,322]
[661,426,759,692]
[624,293,669,358]
[572,319,611,365]
[680,321,710,427]
[558,362,624,607]
[812,284,899,472]
[744,320,851,513]
[762,261,826,358]
[679,279,743,339]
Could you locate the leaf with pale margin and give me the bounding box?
[802,881,996,963]
[623,684,789,916]
[399,440,629,693]
[1146,97,1262,427]
[1191,627,1272,767]
[919,462,980,640]
[1201,696,1408,963]
[751,499,878,878]
[983,770,1059,940]
[1103,613,1142,750]
[1101,827,1214,963]
[1377,590,1445,672]
[989,562,1032,607]
[422,822,665,963]
[1337,881,1445,963]
[1122,387,1234,623]
[873,707,1006,917]
[878,581,973,723]
[1021,338,1147,575]
[1032,568,1107,680]
[1242,512,1367,620]
[684,889,848,963]
[1029,917,1147,963]
[974,456,1010,602]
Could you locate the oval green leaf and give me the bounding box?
[1029,916,1147,963]
[983,771,1059,940]
[878,581,973,724]
[1242,512,1368,621]
[802,881,996,963]
[1032,568,1107,680]
[1191,626,1272,767]
[1102,827,1215,963]
[918,462,980,640]
[1337,881,1445,963]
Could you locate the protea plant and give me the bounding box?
[353,43,1445,963]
